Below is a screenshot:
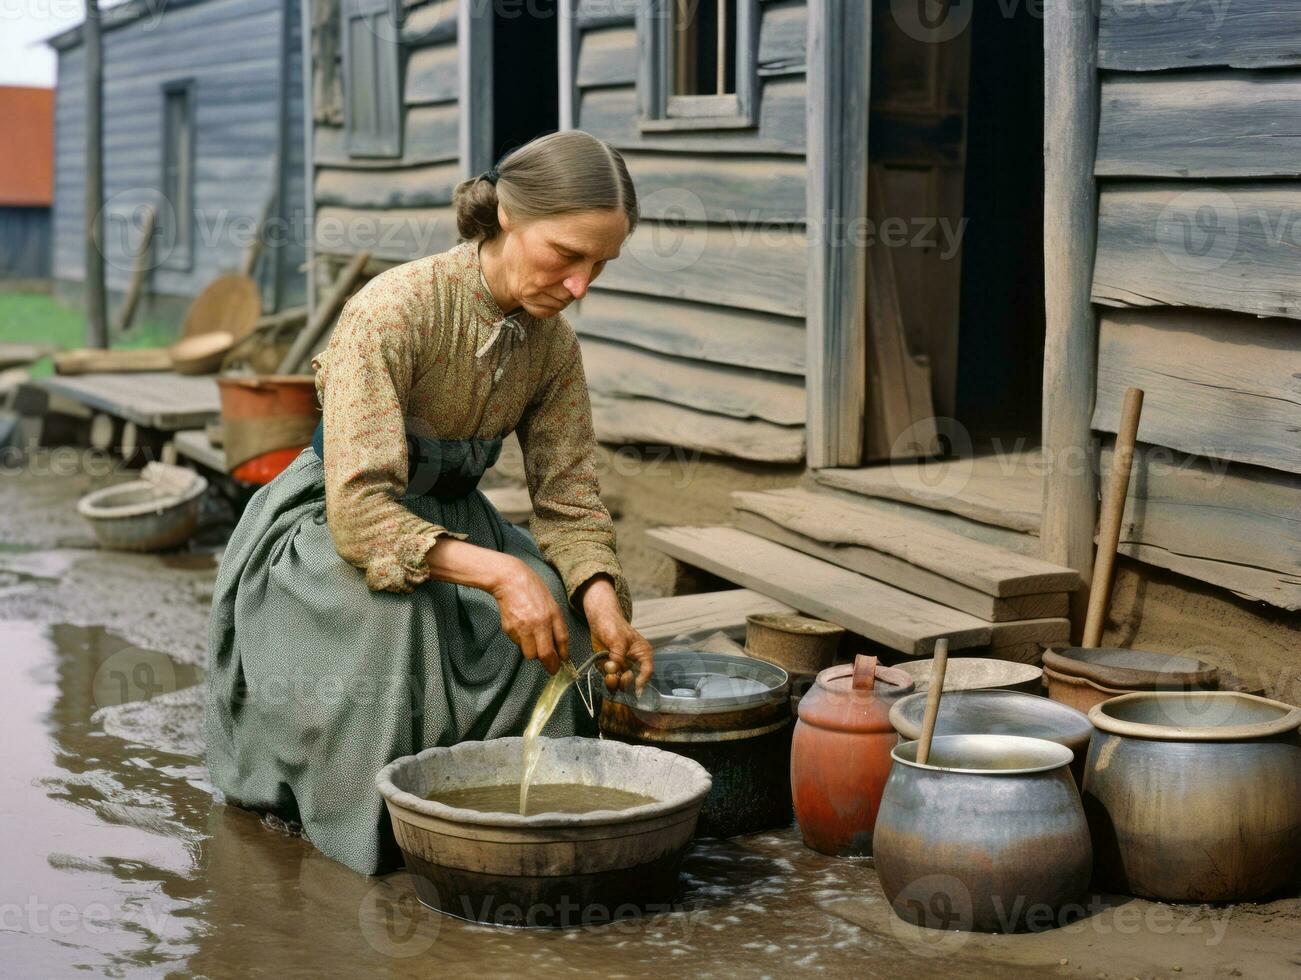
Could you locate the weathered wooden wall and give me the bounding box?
[1082,2,1301,609]
[50,0,306,309]
[566,0,809,462]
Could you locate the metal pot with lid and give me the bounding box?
[599,648,793,837]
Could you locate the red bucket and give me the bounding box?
[217,375,321,484]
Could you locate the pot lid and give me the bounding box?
[894,657,1041,693]
[890,689,1092,749]
[815,656,914,698]
[609,648,789,714]
[1043,647,1218,690]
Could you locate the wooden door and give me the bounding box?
[864,2,971,459]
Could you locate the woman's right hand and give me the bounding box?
[489,556,570,675]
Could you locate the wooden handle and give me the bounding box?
[852,653,878,691]
[1083,387,1144,648]
[916,638,949,766]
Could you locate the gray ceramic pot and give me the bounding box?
[1083,691,1301,903]
[874,734,1092,934]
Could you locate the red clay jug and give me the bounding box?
[791,654,915,856]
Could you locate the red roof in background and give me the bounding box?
[0,86,55,207]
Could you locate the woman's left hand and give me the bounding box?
[580,576,653,695]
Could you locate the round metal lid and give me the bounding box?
[609,648,790,714]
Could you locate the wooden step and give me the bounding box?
[816,451,1045,534]
[631,589,796,646]
[646,525,992,656]
[731,488,1081,618]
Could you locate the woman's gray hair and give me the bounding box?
[453,130,639,242]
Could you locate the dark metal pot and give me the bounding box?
[1083,691,1301,903]
[874,734,1092,933]
[600,649,792,837]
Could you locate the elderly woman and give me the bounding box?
[205,130,653,875]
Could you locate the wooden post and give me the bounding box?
[1042,0,1101,643]
[557,0,577,131]
[111,205,155,334]
[83,0,108,348]
[805,0,871,469]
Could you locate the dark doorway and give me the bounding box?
[492,1,559,163]
[954,1,1046,441]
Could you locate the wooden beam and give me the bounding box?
[590,392,804,463]
[558,0,577,130]
[1041,0,1101,642]
[458,0,493,176]
[804,0,870,468]
[84,0,107,347]
[1098,0,1301,71]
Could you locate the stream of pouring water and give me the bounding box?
[519,651,601,815]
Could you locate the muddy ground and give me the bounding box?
[1,450,1298,979]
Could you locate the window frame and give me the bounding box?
[638,0,760,132]
[158,78,196,273]
[341,0,404,159]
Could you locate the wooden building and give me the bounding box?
[0,86,55,280]
[47,0,308,316]
[303,1,1298,690]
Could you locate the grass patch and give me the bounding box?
[0,287,179,378]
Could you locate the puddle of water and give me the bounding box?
[2,620,1034,977]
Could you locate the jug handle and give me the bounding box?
[852,654,878,691]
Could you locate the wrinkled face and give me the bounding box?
[496,206,629,319]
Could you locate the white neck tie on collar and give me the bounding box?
[475,311,528,385]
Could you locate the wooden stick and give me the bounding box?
[1083,387,1145,648]
[112,205,156,334]
[277,251,371,374]
[915,637,949,766]
[240,193,277,278]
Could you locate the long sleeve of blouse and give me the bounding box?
[309,242,633,621]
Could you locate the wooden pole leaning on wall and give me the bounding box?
[1082,387,1143,648]
[1041,0,1102,643]
[112,205,156,334]
[83,0,108,348]
[277,251,371,375]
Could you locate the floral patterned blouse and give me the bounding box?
[310,239,633,622]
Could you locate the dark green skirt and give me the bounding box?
[204,444,598,875]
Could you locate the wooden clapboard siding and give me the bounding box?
[1092,183,1301,320]
[575,0,636,30]
[314,103,459,167]
[1093,308,1301,475]
[1097,72,1301,178]
[576,24,636,88]
[590,392,804,462]
[621,151,807,223]
[401,0,456,46]
[1102,441,1301,610]
[405,41,458,105]
[1098,0,1301,71]
[595,220,806,317]
[581,337,805,425]
[758,0,807,76]
[578,77,807,155]
[571,290,805,375]
[314,161,460,208]
[313,205,457,261]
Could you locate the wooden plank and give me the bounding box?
[581,337,804,425]
[621,151,807,224]
[173,428,227,472]
[732,487,1079,595]
[401,0,456,46]
[571,289,805,375]
[986,618,1072,658]
[458,1,493,175]
[578,77,807,155]
[590,392,804,463]
[645,525,992,656]
[1043,0,1101,642]
[734,509,1069,623]
[1101,440,1301,610]
[36,373,220,430]
[631,588,798,645]
[314,104,459,167]
[1098,0,1301,71]
[1093,309,1301,474]
[314,162,460,208]
[1097,71,1301,178]
[575,24,636,88]
[405,41,458,105]
[758,0,807,76]
[575,0,636,29]
[816,454,1043,535]
[1093,183,1301,321]
[595,220,806,318]
[314,206,458,262]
